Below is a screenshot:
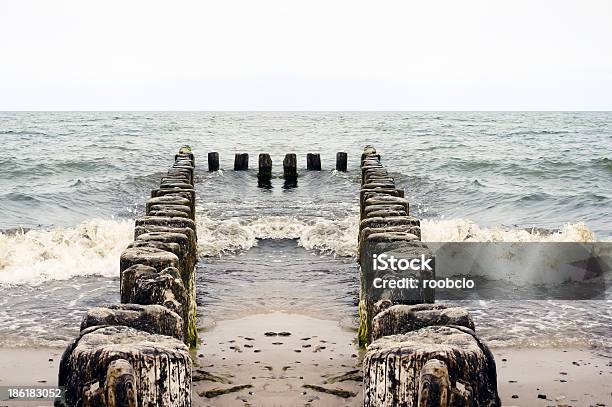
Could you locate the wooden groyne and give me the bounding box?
[358,146,500,406]
[57,146,197,407]
[206,152,349,173]
[51,145,501,406]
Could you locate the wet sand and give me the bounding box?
[1,344,610,406]
[496,348,612,407]
[0,348,62,407]
[191,311,612,406]
[192,312,364,407]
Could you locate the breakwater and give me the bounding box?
[56,146,197,406]
[358,146,500,406]
[206,151,349,174]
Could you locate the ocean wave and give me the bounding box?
[124,171,167,189]
[196,215,601,258]
[506,129,572,136]
[2,159,123,179]
[597,157,612,171]
[196,215,358,257]
[433,158,583,177]
[422,220,608,285]
[50,159,122,172]
[421,218,597,242]
[0,219,133,285]
[515,191,552,202]
[1,192,41,203]
[0,129,47,136]
[0,216,602,285]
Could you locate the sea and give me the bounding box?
[0,112,610,354]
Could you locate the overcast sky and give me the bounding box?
[1,0,611,110]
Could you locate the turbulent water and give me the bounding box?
[0,112,610,351]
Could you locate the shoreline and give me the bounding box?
[2,322,610,406]
[0,348,62,407]
[495,347,611,406]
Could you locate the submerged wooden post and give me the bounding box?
[283,153,298,179]
[306,153,321,170]
[208,152,219,171]
[234,153,249,171]
[258,153,272,179]
[336,152,347,172]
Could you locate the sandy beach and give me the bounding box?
[496,348,611,407]
[1,324,611,406]
[192,313,364,407]
[0,348,62,407]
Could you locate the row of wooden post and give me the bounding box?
[56,146,197,407]
[358,145,500,407]
[207,152,348,174]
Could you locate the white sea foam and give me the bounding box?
[0,219,133,285]
[197,215,602,257]
[421,219,605,285]
[421,219,597,242]
[196,215,359,257]
[0,215,602,285]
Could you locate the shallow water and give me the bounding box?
[0,112,610,352]
[197,239,359,324]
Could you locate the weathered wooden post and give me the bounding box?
[283,153,298,188]
[234,153,249,171]
[57,146,198,407]
[417,359,451,407]
[208,152,219,171]
[336,152,347,172]
[363,326,499,407]
[81,304,183,340]
[258,153,272,179]
[58,326,191,407]
[105,359,138,407]
[358,145,499,407]
[258,153,273,188]
[371,304,475,341]
[283,153,297,179]
[306,153,321,170]
[120,265,193,343]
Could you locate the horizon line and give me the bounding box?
[1,110,612,113]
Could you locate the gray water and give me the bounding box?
[0,112,610,352]
[1,111,611,234]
